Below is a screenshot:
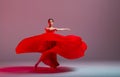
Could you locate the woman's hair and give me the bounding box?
[48,18,54,22]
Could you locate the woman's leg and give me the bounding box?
[34,54,42,70]
[41,52,59,68]
[34,51,59,69]
[41,41,59,68]
[34,41,59,69]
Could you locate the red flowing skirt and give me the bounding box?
[16,32,87,59]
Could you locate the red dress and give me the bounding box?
[16,29,87,67]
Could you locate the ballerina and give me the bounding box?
[16,18,87,70]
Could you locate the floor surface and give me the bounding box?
[0,61,120,77]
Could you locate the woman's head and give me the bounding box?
[48,18,54,26]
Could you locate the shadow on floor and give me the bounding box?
[0,66,74,74]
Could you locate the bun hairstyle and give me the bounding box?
[48,18,54,22]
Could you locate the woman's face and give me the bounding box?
[48,20,54,26]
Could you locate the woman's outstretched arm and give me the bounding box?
[56,28,70,31]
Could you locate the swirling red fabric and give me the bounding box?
[16,29,87,67]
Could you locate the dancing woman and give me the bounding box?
[16,18,87,69]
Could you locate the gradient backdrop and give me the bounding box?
[0,0,120,63]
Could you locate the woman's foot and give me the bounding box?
[50,62,59,69]
[34,63,38,71]
[34,59,41,71]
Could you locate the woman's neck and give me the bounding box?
[48,25,53,28]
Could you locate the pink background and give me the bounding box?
[0,0,120,62]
